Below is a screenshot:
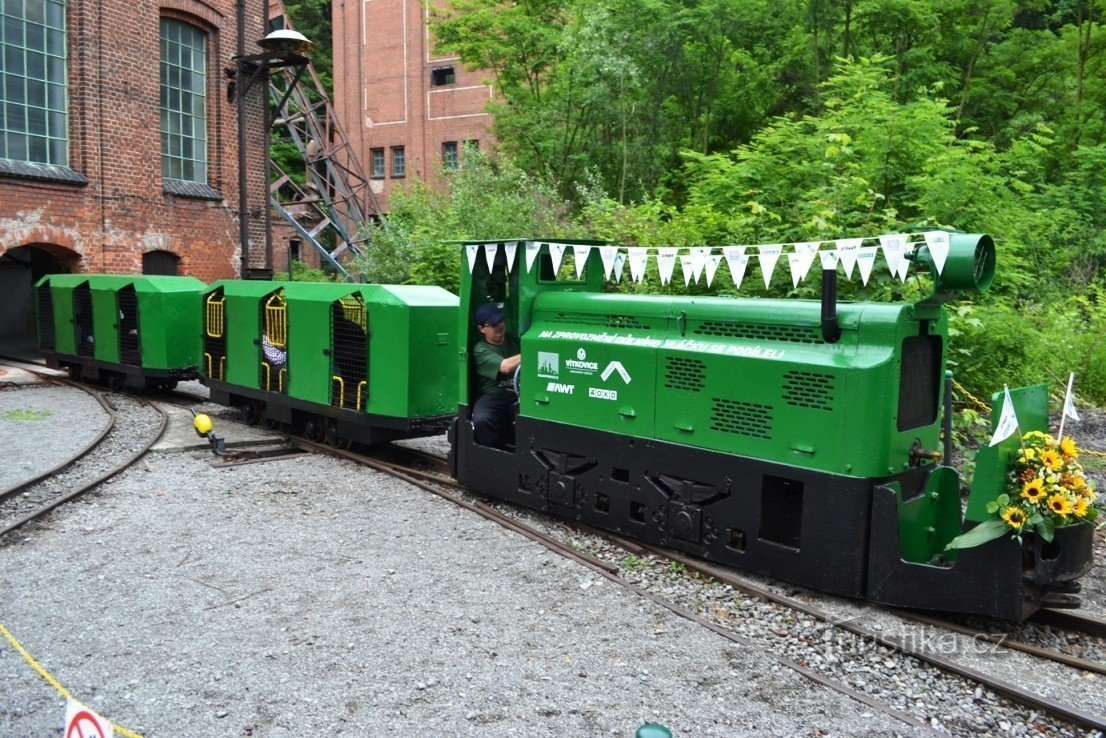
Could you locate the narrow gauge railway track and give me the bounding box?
[0,371,168,539]
[292,437,936,735]
[331,446,1106,736]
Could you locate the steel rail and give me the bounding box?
[632,544,1106,734]
[901,611,1106,676]
[0,394,168,539]
[292,438,936,736]
[1031,608,1106,640]
[0,370,117,503]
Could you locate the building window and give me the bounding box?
[160,18,207,184]
[0,0,69,166]
[442,141,458,170]
[430,66,455,86]
[142,250,181,275]
[370,147,385,178]
[391,146,405,178]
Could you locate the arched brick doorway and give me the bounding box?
[0,244,80,348]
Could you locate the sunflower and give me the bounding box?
[1022,478,1047,503]
[1001,506,1028,530]
[1060,436,1079,458]
[1048,493,1074,517]
[1039,449,1063,471]
[1073,497,1090,519]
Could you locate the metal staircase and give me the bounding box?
[266,4,382,281]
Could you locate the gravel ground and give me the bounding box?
[0,384,109,490]
[0,390,926,737]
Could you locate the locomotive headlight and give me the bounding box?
[916,232,996,304]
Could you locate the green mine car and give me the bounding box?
[200,280,458,446]
[36,274,204,389]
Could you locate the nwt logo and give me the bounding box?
[546,382,575,395]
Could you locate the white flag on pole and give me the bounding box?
[525,242,541,272]
[656,247,679,285]
[1058,372,1080,442]
[758,244,782,288]
[628,248,648,283]
[548,243,567,275]
[989,385,1020,447]
[465,244,480,273]
[504,241,518,273]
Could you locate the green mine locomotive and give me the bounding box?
[449,235,1094,620]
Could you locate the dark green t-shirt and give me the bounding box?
[473,333,521,396]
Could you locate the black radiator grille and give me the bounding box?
[37,286,54,350]
[694,320,823,344]
[117,286,141,365]
[710,399,773,439]
[897,335,942,431]
[664,356,706,392]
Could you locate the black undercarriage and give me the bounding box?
[451,405,1093,620]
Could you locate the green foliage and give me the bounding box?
[352,152,581,293]
[272,260,346,283]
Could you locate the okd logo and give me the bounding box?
[538,351,559,379]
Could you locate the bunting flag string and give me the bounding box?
[463,232,953,291]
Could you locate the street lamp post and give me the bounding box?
[233,27,313,278]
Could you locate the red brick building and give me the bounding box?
[0,0,274,341]
[332,0,493,211]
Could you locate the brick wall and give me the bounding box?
[0,0,272,282]
[332,0,495,212]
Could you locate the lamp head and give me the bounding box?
[258,29,314,55]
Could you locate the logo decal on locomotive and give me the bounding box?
[566,347,600,374]
[588,387,618,401]
[537,351,559,379]
[546,382,575,394]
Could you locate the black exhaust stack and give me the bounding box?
[820,267,841,343]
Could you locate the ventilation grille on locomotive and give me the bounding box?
[551,312,654,330]
[897,335,942,431]
[710,399,773,439]
[36,286,54,350]
[73,283,93,357]
[203,290,227,380]
[694,320,823,344]
[664,356,706,392]
[330,297,368,411]
[782,371,835,411]
[117,286,141,365]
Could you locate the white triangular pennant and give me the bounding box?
[613,252,626,283]
[465,244,480,273]
[723,246,746,285]
[922,231,950,275]
[525,242,541,272]
[656,247,679,285]
[897,245,914,281]
[483,243,499,272]
[879,234,907,279]
[572,244,592,279]
[856,246,877,285]
[989,385,1020,447]
[598,246,618,281]
[758,244,782,288]
[819,250,840,270]
[787,252,806,288]
[729,254,750,290]
[628,248,648,283]
[690,247,709,283]
[504,241,518,273]
[705,254,722,287]
[549,243,566,275]
[679,254,693,286]
[835,238,863,279]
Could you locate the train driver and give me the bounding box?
[472,302,520,448]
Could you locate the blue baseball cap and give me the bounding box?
[475,303,505,326]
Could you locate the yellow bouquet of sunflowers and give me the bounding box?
[949,432,1098,550]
